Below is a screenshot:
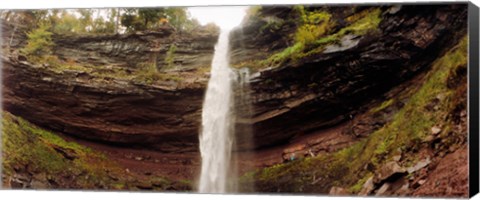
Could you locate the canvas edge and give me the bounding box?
[468,1,480,198]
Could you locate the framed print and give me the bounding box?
[1,2,478,198]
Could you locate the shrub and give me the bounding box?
[294,9,333,46]
[21,23,54,57]
[262,8,333,67]
[336,8,382,36]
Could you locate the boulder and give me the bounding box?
[407,158,431,173]
[375,161,406,183]
[375,183,391,196]
[359,176,375,196]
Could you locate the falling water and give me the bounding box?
[198,28,237,193]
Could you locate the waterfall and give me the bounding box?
[198,28,236,193]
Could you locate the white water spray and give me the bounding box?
[198,28,237,193]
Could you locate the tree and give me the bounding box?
[77,9,93,32]
[109,8,121,34]
[21,23,54,57]
[21,10,49,27]
[120,9,143,32]
[48,9,61,28]
[118,7,201,33]
[164,8,188,31]
[183,18,201,32]
[138,8,165,28]
[53,11,82,33]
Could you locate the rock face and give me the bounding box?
[231,4,467,149]
[53,25,219,71]
[2,56,205,152]
[230,6,296,64]
[1,4,468,153]
[1,24,220,153]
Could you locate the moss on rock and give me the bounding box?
[238,36,468,194]
[1,112,186,190]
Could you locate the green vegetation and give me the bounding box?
[52,11,87,34]
[349,173,372,193]
[310,8,382,48]
[260,7,334,67]
[260,19,284,33]
[1,112,188,190]
[239,36,468,193]
[20,35,182,85]
[294,7,333,45]
[371,99,394,113]
[7,8,194,86]
[165,44,177,68]
[20,23,94,74]
[244,6,263,21]
[2,111,121,188]
[261,43,305,66]
[257,7,382,69]
[120,8,199,33]
[2,8,199,35]
[20,23,54,57]
[21,53,183,85]
[134,61,182,84]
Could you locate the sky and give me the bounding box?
[187,6,248,30]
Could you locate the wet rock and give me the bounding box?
[324,34,361,53]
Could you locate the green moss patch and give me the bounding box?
[242,7,382,71]
[1,112,184,190]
